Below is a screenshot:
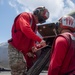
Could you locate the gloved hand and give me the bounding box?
[32,46,38,53]
[40,40,46,47]
[26,52,36,58]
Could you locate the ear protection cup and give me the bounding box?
[33,9,40,15]
[33,6,49,23]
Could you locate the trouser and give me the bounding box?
[8,44,27,75]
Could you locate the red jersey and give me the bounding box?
[8,12,42,55]
[48,32,75,75]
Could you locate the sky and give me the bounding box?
[0,0,75,43]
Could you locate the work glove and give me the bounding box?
[40,40,46,47]
[26,52,36,58]
[32,40,46,53]
[32,46,38,53]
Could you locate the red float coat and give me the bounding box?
[8,12,42,55]
[48,32,75,75]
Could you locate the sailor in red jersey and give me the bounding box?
[48,15,75,75]
[8,6,49,75]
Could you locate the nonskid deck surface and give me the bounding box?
[0,70,48,75]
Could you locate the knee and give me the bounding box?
[10,61,27,71]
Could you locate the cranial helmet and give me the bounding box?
[58,15,75,32]
[33,6,49,23]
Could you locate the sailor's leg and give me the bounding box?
[8,44,27,75]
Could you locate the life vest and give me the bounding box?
[52,32,75,75]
